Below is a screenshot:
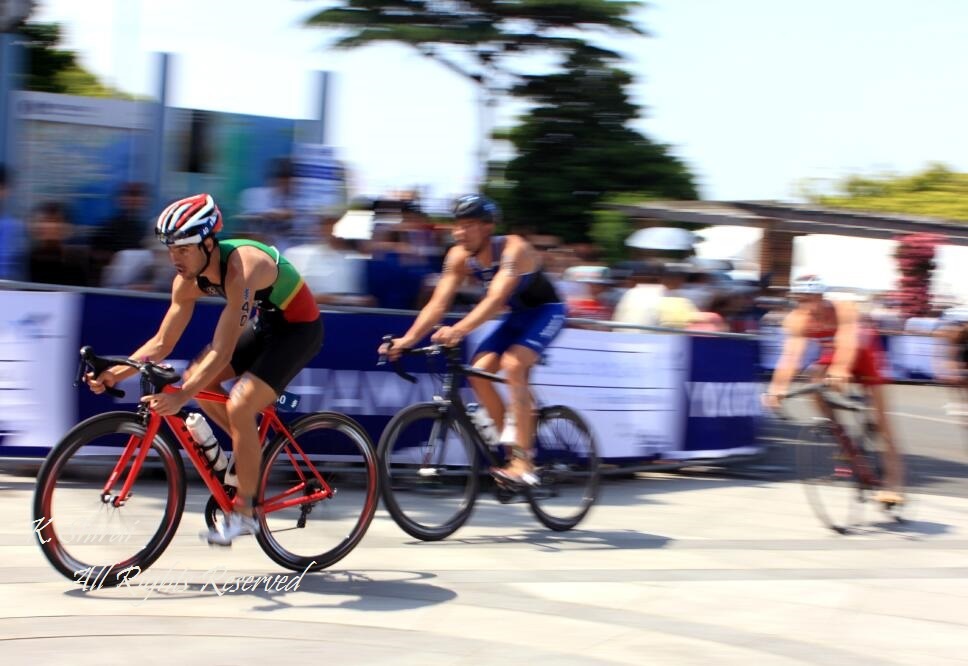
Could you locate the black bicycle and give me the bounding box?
[779,382,907,534]
[376,337,601,541]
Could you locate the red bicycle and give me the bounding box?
[33,347,378,586]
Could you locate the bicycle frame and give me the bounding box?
[102,385,335,515]
[818,413,880,488]
[432,363,508,471]
[785,383,881,489]
[389,342,542,472]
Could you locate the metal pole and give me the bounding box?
[0,32,14,170]
[317,70,330,145]
[146,52,169,215]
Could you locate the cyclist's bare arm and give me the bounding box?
[829,300,860,377]
[766,309,810,399]
[450,236,533,335]
[177,248,271,400]
[388,246,469,355]
[87,276,198,392]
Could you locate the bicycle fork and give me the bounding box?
[100,413,163,508]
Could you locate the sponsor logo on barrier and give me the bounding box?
[685,382,763,418]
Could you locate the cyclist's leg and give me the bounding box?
[498,344,540,478]
[853,335,905,500]
[469,314,520,429]
[494,303,567,480]
[469,351,504,428]
[184,321,262,433]
[226,372,280,515]
[211,318,323,544]
[864,383,904,496]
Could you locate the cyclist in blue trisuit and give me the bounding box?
[380,195,567,485]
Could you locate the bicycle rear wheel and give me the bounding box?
[527,406,600,531]
[378,402,479,541]
[257,412,379,572]
[795,418,875,533]
[32,412,186,586]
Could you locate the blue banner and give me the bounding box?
[682,336,762,456]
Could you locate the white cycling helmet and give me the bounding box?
[789,274,827,295]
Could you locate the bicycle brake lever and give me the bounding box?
[73,357,86,388]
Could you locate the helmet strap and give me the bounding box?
[199,237,215,276]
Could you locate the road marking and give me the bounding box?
[887,410,965,426]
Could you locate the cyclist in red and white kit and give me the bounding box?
[764,275,905,505]
[86,194,323,545]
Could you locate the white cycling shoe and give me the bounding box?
[205,511,260,546]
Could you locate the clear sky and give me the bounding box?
[33,0,968,203]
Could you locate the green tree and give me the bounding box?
[20,22,131,98]
[305,0,644,180]
[804,163,968,222]
[498,47,698,242]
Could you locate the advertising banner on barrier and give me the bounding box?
[0,291,82,451]
[1,289,763,462]
[465,325,690,460]
[682,336,762,458]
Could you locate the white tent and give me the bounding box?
[694,226,762,268]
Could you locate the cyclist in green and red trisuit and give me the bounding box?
[85,193,323,546]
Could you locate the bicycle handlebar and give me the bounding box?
[75,346,181,399]
[377,334,463,384]
[781,382,864,412]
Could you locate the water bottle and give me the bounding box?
[185,413,227,472]
[467,403,499,447]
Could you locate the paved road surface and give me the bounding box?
[1,384,966,664]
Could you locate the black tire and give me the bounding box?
[795,418,869,533]
[32,412,186,586]
[256,412,378,572]
[527,405,601,531]
[378,402,479,541]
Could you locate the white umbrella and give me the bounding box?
[625,227,698,251]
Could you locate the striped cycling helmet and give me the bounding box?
[155,193,223,246]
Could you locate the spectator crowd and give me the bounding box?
[3,160,968,368]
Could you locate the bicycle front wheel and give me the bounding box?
[257,412,379,572]
[378,402,479,541]
[528,406,601,531]
[796,418,873,533]
[32,412,186,586]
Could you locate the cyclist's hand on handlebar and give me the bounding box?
[825,366,850,393]
[761,392,782,412]
[379,337,410,362]
[85,370,117,395]
[431,325,466,348]
[141,390,189,416]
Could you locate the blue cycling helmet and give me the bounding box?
[453,194,500,224]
